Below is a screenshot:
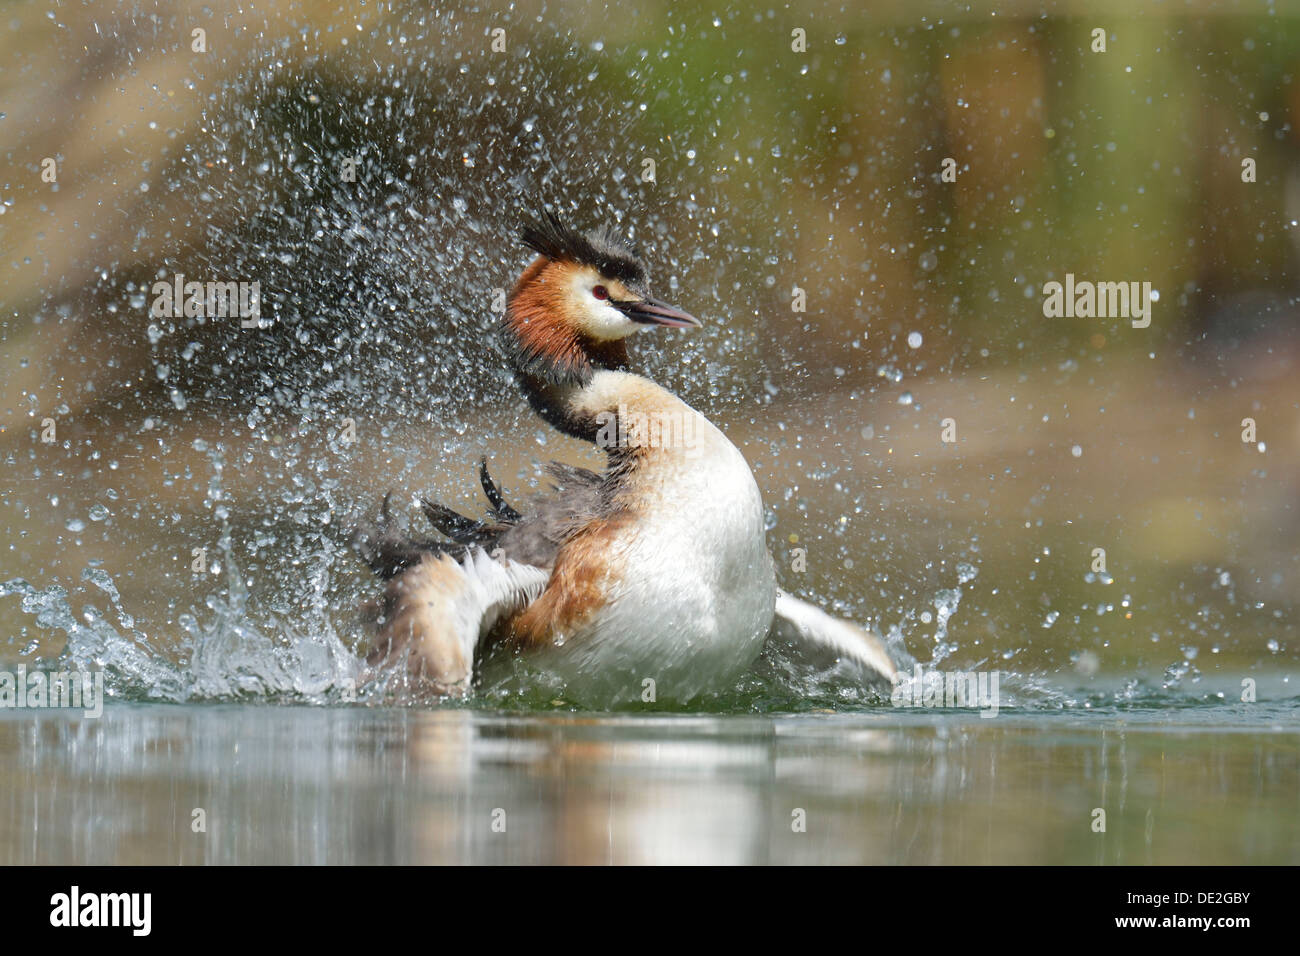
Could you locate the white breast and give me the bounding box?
[528,376,777,707]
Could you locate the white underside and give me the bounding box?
[527,410,776,707]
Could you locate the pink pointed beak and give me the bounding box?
[615,294,701,328]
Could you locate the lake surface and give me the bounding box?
[3,690,1296,865]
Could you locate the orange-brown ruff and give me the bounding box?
[353,211,896,706]
[504,255,631,385]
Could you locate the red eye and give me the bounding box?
[592,285,609,300]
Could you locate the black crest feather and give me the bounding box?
[519,209,647,287]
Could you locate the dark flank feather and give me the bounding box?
[486,461,615,567]
[351,493,466,580]
[419,497,494,546]
[351,459,622,578]
[479,457,522,521]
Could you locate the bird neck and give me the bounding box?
[512,367,634,444]
[519,367,698,474]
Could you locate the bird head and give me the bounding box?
[504,210,699,384]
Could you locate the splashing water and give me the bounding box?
[2,5,1293,718]
[0,553,988,711]
[1,536,362,706]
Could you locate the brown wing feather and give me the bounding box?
[500,511,633,649]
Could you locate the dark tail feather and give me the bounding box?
[352,492,457,580]
[479,457,522,522]
[410,459,522,548]
[420,497,493,545]
[354,463,526,579]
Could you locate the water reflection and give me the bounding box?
[2,705,1296,865]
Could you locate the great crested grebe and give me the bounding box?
[354,210,896,706]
